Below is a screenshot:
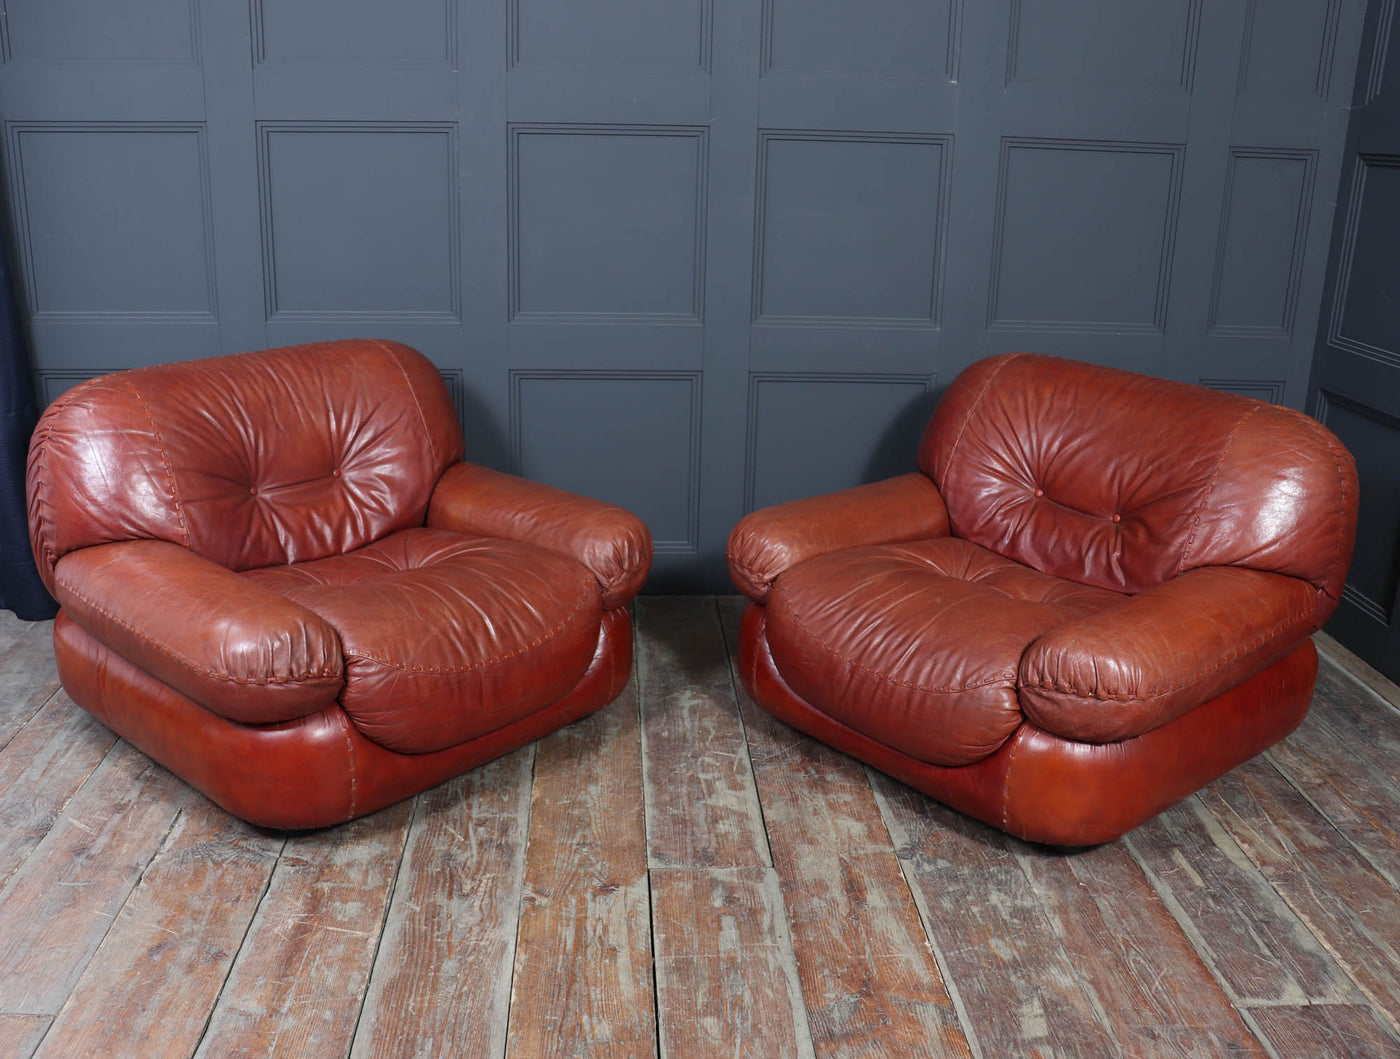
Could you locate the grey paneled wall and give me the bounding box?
[0,0,1369,589]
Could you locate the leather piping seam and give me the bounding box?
[346,592,596,674]
[1020,607,1312,706]
[936,352,1026,483]
[374,339,441,472]
[779,604,1017,695]
[54,577,343,687]
[1173,404,1260,578]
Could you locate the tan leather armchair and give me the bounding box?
[728,353,1358,846]
[27,339,651,828]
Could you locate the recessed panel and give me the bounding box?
[1238,0,1340,97]
[40,371,107,404]
[1318,393,1400,619]
[747,374,932,511]
[13,126,212,315]
[4,0,195,62]
[1374,0,1400,102]
[513,0,706,69]
[764,0,953,76]
[990,140,1180,330]
[1210,152,1312,334]
[756,134,946,323]
[511,127,704,318]
[260,125,456,317]
[1200,379,1285,404]
[254,0,449,64]
[1009,0,1198,90]
[1336,159,1400,357]
[514,373,698,549]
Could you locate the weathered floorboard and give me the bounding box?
[0,599,1393,1053]
[0,741,189,1015]
[194,801,414,1059]
[0,692,114,890]
[1126,795,1360,1006]
[0,1015,51,1059]
[0,612,28,655]
[506,680,656,1059]
[0,622,59,744]
[1203,757,1400,1034]
[34,799,282,1059]
[351,748,535,1059]
[651,866,813,1059]
[1265,657,1400,889]
[637,596,769,870]
[872,772,1116,1058]
[1013,830,1266,1056]
[1248,1003,1400,1058]
[721,606,972,1059]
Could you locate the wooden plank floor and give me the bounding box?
[0,596,1398,1058]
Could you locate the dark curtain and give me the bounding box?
[0,242,56,620]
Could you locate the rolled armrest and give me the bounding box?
[427,462,653,609]
[53,540,343,724]
[1019,566,1319,743]
[727,473,950,602]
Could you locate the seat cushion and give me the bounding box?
[242,527,603,753]
[765,537,1123,766]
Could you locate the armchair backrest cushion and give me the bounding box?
[28,339,463,589]
[918,353,1358,618]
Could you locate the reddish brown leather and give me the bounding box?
[53,607,633,830]
[739,603,1316,847]
[27,339,463,590]
[726,473,949,602]
[765,538,1122,766]
[243,527,602,753]
[1020,566,1318,743]
[918,353,1359,619]
[429,462,652,609]
[27,339,647,828]
[53,539,343,724]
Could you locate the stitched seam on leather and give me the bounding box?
[1022,607,1310,704]
[781,602,1015,694]
[726,552,774,591]
[123,378,191,548]
[1002,733,1020,832]
[1173,405,1259,577]
[374,339,440,470]
[937,352,1026,483]
[55,576,341,686]
[340,712,358,819]
[348,590,595,673]
[28,406,66,579]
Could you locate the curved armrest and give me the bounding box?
[427,462,653,609]
[1019,566,1319,743]
[53,540,343,724]
[727,473,950,602]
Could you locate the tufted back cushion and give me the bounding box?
[27,339,464,590]
[918,353,1357,617]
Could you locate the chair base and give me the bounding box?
[738,603,1316,847]
[53,606,633,830]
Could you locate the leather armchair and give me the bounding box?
[27,339,652,828]
[728,353,1358,846]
